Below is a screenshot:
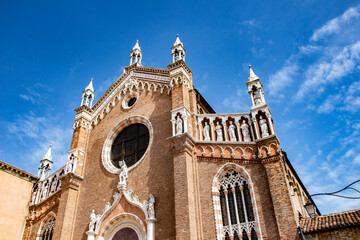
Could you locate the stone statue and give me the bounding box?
[203,122,210,141]
[67,155,75,173]
[215,122,223,141]
[118,160,128,190]
[176,116,183,134]
[228,121,237,141]
[31,192,37,204]
[241,120,251,142]
[51,177,58,193]
[89,209,98,232]
[42,183,49,199]
[148,194,155,219]
[259,116,269,137]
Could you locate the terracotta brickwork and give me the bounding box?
[18,39,359,240]
[72,89,175,240]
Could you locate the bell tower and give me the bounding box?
[171,34,186,63]
[38,145,53,181]
[246,65,275,139]
[130,40,142,65]
[81,78,95,108]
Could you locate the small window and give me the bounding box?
[128,97,137,107]
[111,123,149,168]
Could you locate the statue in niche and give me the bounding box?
[118,160,128,190]
[67,155,75,173]
[203,122,211,141]
[51,177,58,193]
[259,116,269,137]
[89,209,99,232]
[31,191,37,204]
[175,116,183,134]
[228,121,237,141]
[42,183,49,199]
[147,194,155,219]
[215,122,223,141]
[241,120,251,142]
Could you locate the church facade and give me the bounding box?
[16,36,334,240]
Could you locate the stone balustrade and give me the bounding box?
[30,165,67,205]
[197,113,256,143]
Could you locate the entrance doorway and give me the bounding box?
[112,227,139,240]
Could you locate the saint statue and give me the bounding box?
[203,122,210,141]
[176,116,183,134]
[228,121,237,141]
[89,209,98,232]
[147,194,155,219]
[215,122,223,141]
[118,160,128,190]
[259,116,269,137]
[241,120,251,142]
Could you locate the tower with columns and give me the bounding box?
[81,78,95,108]
[130,40,142,65]
[21,35,317,240]
[38,145,53,181]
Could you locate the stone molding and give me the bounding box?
[0,160,38,183]
[58,172,84,191]
[90,75,171,129]
[169,132,196,156]
[86,163,155,240]
[212,163,263,240]
[101,116,153,174]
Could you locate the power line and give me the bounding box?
[311,179,360,199]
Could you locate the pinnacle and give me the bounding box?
[43,144,52,161]
[174,34,182,46]
[85,78,94,92]
[132,40,141,51]
[248,65,259,81]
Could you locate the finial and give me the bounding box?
[132,40,141,51]
[43,144,52,161]
[85,78,94,92]
[248,64,259,81]
[174,34,182,46]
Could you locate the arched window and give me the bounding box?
[214,167,259,240]
[41,217,55,240]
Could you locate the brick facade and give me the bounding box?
[17,39,360,240]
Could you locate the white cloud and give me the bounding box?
[241,19,256,27]
[4,113,72,172]
[268,59,299,97]
[310,5,360,42]
[299,45,322,55]
[295,41,360,101]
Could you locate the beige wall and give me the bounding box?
[0,170,33,240]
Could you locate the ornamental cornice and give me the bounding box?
[168,132,196,155]
[90,78,171,129]
[59,172,84,191]
[167,59,191,74]
[0,160,38,183]
[75,105,93,115]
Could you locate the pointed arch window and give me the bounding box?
[214,168,259,240]
[41,217,55,240]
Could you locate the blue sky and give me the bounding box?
[1,0,359,214]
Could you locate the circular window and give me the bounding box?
[122,93,139,109]
[111,123,149,168]
[128,97,137,107]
